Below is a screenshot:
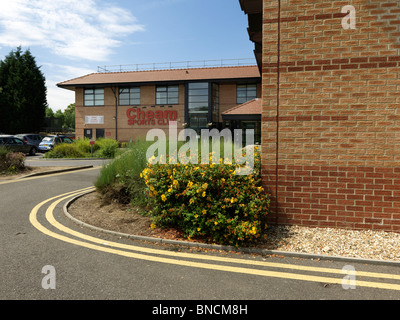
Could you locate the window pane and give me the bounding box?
[189,83,208,89]
[189,88,209,96]
[237,97,247,104]
[157,92,167,99]
[189,95,208,103]
[157,98,167,105]
[168,86,179,92]
[168,92,179,99]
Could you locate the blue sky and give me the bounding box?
[0,0,255,111]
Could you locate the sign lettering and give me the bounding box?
[126,107,177,126]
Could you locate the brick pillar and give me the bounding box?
[261,0,400,232]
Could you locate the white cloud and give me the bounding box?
[42,63,96,110]
[0,0,144,61]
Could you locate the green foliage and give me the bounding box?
[95,139,153,206]
[45,143,86,159]
[0,47,47,133]
[95,138,119,158]
[141,147,270,247]
[44,138,119,159]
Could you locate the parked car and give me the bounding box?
[0,135,38,156]
[38,135,73,152]
[14,133,44,148]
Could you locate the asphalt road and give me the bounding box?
[1,164,400,308]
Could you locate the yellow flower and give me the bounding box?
[187,181,194,188]
[230,197,238,203]
[194,214,198,218]
[161,194,167,202]
[202,191,206,197]
[221,178,225,183]
[214,221,218,225]
[202,183,208,189]
[257,186,263,192]
[150,223,156,229]
[173,180,179,187]
[202,209,207,215]
[197,228,201,232]
[150,185,155,191]
[189,198,194,204]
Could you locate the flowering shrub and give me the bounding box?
[0,147,26,174]
[141,147,270,246]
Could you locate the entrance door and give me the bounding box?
[241,121,261,145]
[84,129,93,139]
[96,129,105,139]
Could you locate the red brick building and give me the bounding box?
[57,63,261,142]
[240,0,400,232]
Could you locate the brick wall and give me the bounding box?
[261,0,400,232]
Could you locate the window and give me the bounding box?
[84,88,104,106]
[188,82,209,132]
[119,87,140,105]
[156,85,179,105]
[237,83,257,104]
[212,83,219,123]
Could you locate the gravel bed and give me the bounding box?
[263,225,400,262]
[69,192,400,262]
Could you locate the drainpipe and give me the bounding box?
[111,86,118,141]
[275,0,281,225]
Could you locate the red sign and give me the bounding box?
[126,108,178,126]
[90,140,95,145]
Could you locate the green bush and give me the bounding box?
[95,138,119,158]
[44,138,119,159]
[141,147,270,247]
[73,138,98,154]
[45,143,86,158]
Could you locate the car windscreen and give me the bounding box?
[42,137,54,142]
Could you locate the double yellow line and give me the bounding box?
[29,187,400,291]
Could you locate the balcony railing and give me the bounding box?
[97,58,257,73]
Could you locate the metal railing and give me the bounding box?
[97,58,257,73]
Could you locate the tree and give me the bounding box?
[63,103,75,130]
[0,47,47,134]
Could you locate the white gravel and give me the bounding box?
[263,225,400,262]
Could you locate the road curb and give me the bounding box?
[63,190,400,267]
[19,165,94,178]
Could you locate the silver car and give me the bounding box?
[15,134,44,148]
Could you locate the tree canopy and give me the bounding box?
[0,47,47,134]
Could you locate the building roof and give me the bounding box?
[57,65,260,89]
[223,98,261,115]
[222,98,261,120]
